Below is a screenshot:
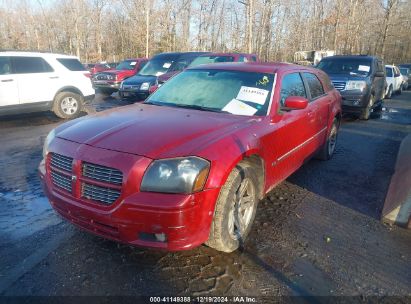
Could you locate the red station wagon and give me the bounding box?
[39,63,342,252]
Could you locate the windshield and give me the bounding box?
[400,68,409,75]
[146,69,274,116]
[116,60,137,70]
[138,58,175,76]
[188,56,235,67]
[317,58,372,76]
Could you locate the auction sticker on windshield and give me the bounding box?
[358,65,370,72]
[163,63,172,68]
[130,61,137,66]
[236,86,269,105]
[223,99,258,116]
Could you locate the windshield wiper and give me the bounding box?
[172,104,229,113]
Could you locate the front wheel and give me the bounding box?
[317,118,339,160]
[52,92,83,119]
[359,94,374,120]
[206,162,259,252]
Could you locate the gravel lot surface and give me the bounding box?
[0,92,410,299]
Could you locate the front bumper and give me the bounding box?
[119,88,150,100]
[340,91,369,114]
[38,140,219,251]
[92,80,121,90]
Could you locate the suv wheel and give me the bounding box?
[360,95,374,120]
[317,118,339,160]
[53,92,83,119]
[206,162,258,252]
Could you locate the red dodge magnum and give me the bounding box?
[39,63,341,252]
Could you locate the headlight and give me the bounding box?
[141,157,210,194]
[42,129,55,158]
[345,80,367,91]
[140,82,150,91]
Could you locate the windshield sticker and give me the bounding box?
[130,61,137,66]
[358,65,370,72]
[163,63,172,68]
[256,76,270,86]
[155,71,165,76]
[223,99,258,116]
[236,86,269,105]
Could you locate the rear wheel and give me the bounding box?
[317,118,339,160]
[206,162,259,252]
[52,92,83,119]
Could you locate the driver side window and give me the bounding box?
[280,73,307,106]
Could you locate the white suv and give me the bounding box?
[0,51,94,118]
[385,64,403,98]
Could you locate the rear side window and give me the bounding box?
[280,73,307,106]
[11,56,54,74]
[0,56,12,75]
[303,72,325,99]
[57,58,86,71]
[385,67,393,77]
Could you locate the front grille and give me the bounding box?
[82,162,123,185]
[50,153,73,172]
[51,171,72,192]
[332,81,346,91]
[82,183,121,205]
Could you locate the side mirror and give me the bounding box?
[282,96,309,110]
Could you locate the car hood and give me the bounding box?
[123,75,157,85]
[55,103,255,159]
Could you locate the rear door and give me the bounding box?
[0,56,19,106]
[302,72,329,149]
[12,56,57,104]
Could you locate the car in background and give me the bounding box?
[188,53,259,68]
[385,65,403,98]
[86,63,113,75]
[39,62,341,252]
[317,55,386,120]
[119,52,208,100]
[399,67,410,90]
[92,58,148,95]
[108,62,119,69]
[0,51,94,119]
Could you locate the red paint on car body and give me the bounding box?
[40,62,341,251]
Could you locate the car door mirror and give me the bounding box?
[282,96,309,110]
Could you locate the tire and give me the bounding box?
[359,94,374,120]
[386,86,392,99]
[52,92,83,119]
[317,118,339,161]
[206,162,259,252]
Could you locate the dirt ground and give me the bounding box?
[0,92,410,300]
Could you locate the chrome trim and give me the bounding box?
[275,127,327,164]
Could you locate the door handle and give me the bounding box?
[1,79,13,82]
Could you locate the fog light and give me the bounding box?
[155,233,167,242]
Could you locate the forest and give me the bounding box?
[0,0,410,64]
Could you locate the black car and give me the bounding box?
[119,52,209,100]
[317,55,386,120]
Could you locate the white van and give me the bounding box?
[0,51,94,118]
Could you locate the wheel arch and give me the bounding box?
[53,86,84,102]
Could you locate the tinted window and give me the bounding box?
[188,55,235,67]
[147,70,274,116]
[239,56,248,62]
[280,73,307,106]
[12,56,54,74]
[57,58,86,71]
[0,56,12,75]
[385,67,393,77]
[303,72,325,99]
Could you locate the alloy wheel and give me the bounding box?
[61,97,79,115]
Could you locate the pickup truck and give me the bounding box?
[92,58,148,95]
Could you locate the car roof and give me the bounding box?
[0,51,78,59]
[187,62,318,74]
[321,55,377,61]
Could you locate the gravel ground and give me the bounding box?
[0,92,410,299]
